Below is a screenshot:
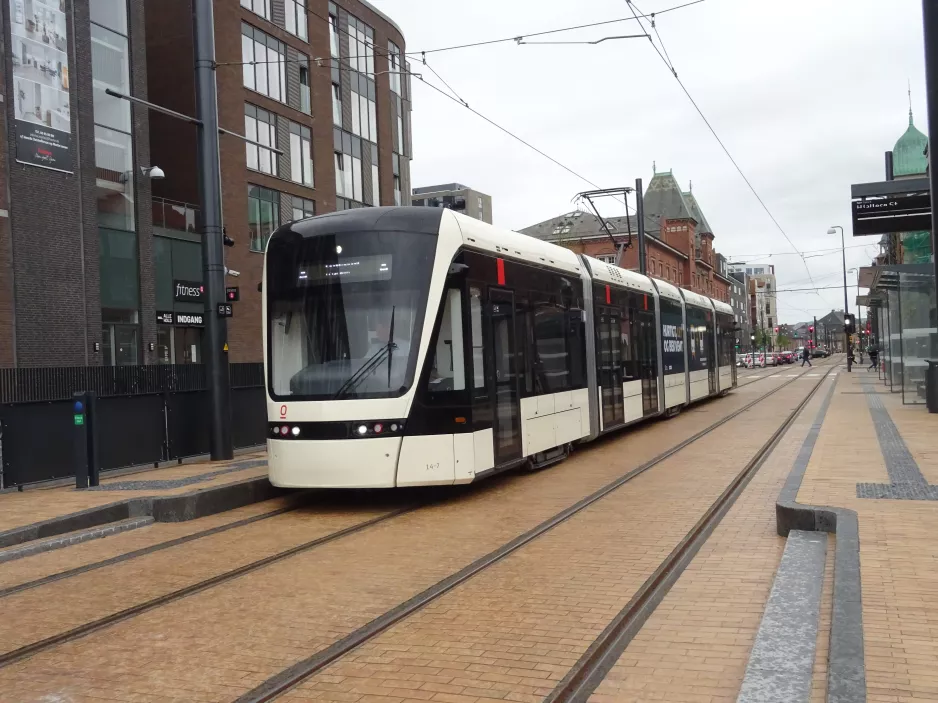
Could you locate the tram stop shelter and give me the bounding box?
[852,175,937,406]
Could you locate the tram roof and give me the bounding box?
[446,210,584,276]
[711,299,733,316]
[579,256,657,295]
[680,288,715,311]
[652,278,683,302]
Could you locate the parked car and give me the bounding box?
[811,347,830,358]
[779,351,795,364]
[765,353,779,366]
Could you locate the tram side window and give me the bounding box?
[470,286,485,390]
[426,289,466,393]
[620,301,637,382]
[532,304,570,393]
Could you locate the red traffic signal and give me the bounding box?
[809,326,814,333]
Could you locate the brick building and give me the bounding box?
[0,0,411,368]
[147,0,412,363]
[0,0,154,367]
[520,170,733,304]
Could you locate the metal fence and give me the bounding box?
[0,363,268,488]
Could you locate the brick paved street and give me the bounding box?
[0,371,808,702]
[5,357,936,703]
[797,371,938,703]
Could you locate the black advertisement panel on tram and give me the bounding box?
[659,299,685,375]
[685,306,713,373]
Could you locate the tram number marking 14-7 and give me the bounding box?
[426,462,441,472]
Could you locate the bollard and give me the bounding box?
[926,361,938,414]
[73,391,100,488]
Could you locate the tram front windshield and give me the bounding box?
[266,229,437,400]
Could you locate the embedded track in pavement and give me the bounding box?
[0,359,836,682]
[233,361,839,702]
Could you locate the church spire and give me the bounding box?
[909,80,914,125]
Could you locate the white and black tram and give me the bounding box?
[263,207,737,488]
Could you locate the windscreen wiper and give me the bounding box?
[333,307,398,400]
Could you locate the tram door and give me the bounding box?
[490,290,522,465]
[597,307,625,428]
[638,311,659,415]
[707,317,717,394]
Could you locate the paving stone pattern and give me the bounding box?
[856,384,938,501]
[0,380,798,701]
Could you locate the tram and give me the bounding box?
[263,207,737,488]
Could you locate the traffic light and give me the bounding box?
[844,313,856,334]
[809,326,814,333]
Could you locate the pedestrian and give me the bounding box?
[801,346,812,367]
[868,344,879,372]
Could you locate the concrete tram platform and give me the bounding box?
[0,450,276,551]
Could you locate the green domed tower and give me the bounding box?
[892,107,930,263]
[893,108,928,178]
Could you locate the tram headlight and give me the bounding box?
[357,424,368,436]
[390,423,399,432]
[373,423,383,434]
[291,426,300,437]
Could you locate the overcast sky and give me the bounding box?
[377,0,929,324]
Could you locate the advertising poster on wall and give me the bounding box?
[8,0,72,172]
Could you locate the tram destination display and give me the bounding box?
[298,254,393,284]
[8,0,73,172]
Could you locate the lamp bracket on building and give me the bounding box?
[104,89,284,155]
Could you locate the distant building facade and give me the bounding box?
[730,263,777,350]
[728,270,751,347]
[412,183,492,224]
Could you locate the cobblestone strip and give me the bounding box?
[0,517,155,565]
[775,373,867,703]
[856,382,938,500]
[88,459,268,491]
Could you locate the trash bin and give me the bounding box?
[927,360,938,414]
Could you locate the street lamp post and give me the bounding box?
[849,267,862,363]
[828,226,852,371]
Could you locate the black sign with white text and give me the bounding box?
[174,312,204,327]
[217,304,233,318]
[174,280,205,303]
[156,311,174,325]
[852,193,932,236]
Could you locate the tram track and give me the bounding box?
[545,362,839,702]
[0,360,834,678]
[233,360,838,702]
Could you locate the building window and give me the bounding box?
[292,196,315,221]
[242,23,286,103]
[244,104,277,176]
[598,255,615,264]
[395,98,405,154]
[329,5,339,58]
[332,83,342,126]
[478,196,484,220]
[392,152,401,205]
[350,72,376,142]
[299,60,311,114]
[240,0,270,21]
[347,15,374,76]
[289,122,313,186]
[334,128,363,203]
[371,143,380,206]
[389,41,402,95]
[248,184,280,252]
[284,0,307,40]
